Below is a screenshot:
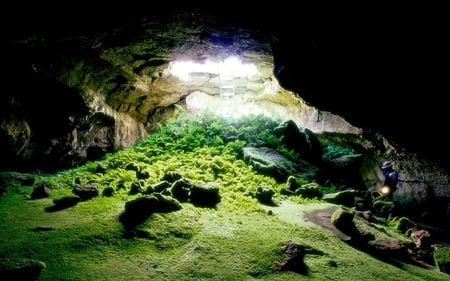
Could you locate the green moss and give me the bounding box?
[434,247,450,274]
[331,205,355,229]
[1,112,448,280]
[389,216,416,234]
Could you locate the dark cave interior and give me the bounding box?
[1,1,448,172]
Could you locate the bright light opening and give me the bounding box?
[186,91,273,119]
[168,56,258,81]
[167,56,276,119]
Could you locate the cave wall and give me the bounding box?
[1,9,360,172]
[1,2,448,182]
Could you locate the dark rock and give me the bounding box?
[72,183,99,201]
[45,195,80,212]
[282,176,300,194]
[102,187,115,197]
[190,182,221,207]
[120,195,159,228]
[129,181,143,195]
[149,181,171,193]
[171,178,192,202]
[0,258,46,281]
[162,171,183,183]
[152,193,182,213]
[137,170,151,180]
[272,120,323,164]
[30,184,51,199]
[330,205,358,238]
[52,195,81,208]
[322,189,356,207]
[274,240,307,275]
[255,186,275,205]
[294,183,322,199]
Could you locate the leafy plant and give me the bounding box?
[322,143,356,160]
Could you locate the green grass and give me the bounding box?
[0,112,448,280]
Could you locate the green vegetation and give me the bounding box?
[0,111,447,280]
[434,247,450,274]
[321,143,356,162]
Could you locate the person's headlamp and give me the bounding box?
[380,185,391,196]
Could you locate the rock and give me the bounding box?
[0,258,46,281]
[190,182,221,207]
[72,183,100,201]
[30,184,51,199]
[255,186,275,205]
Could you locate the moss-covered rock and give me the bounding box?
[190,182,221,207]
[72,183,100,201]
[434,246,450,274]
[331,205,356,235]
[322,189,356,207]
[372,197,395,216]
[0,258,46,281]
[171,178,192,202]
[255,186,275,204]
[391,217,415,234]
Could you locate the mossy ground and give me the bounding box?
[0,112,447,280]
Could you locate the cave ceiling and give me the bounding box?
[1,1,448,172]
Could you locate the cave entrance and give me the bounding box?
[167,56,279,119]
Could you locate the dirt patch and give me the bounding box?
[263,200,446,270]
[303,205,440,270]
[303,205,354,241]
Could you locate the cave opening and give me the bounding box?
[166,56,279,119]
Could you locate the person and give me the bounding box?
[380,160,399,198]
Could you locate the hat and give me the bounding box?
[381,161,393,169]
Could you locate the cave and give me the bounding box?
[1,2,449,280]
